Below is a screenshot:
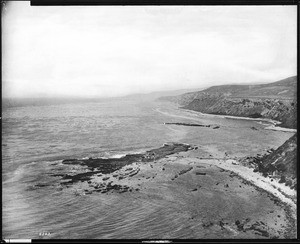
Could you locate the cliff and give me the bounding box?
[240,134,297,189]
[158,76,297,128]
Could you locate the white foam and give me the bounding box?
[110,154,126,159]
[264,125,297,133]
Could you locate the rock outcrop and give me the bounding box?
[54,143,195,185]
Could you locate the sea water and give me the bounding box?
[2,99,294,239]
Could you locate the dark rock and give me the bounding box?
[165,122,211,127]
[219,221,225,229]
[235,220,244,231]
[62,159,78,163]
[35,183,49,187]
[202,222,214,228]
[179,167,193,175]
[195,172,206,175]
[249,113,262,118]
[285,179,293,186]
[279,175,286,183]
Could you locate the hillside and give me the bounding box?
[240,133,297,189]
[158,76,297,128]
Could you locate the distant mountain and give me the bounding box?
[2,88,201,109]
[117,88,204,102]
[158,76,297,129]
[2,97,108,108]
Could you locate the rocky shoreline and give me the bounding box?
[42,139,297,239]
[51,142,195,189]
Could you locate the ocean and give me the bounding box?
[2,99,294,239]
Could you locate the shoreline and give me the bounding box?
[170,150,297,238]
[177,107,281,125]
[177,107,297,132]
[53,142,297,210]
[20,141,297,239]
[156,105,296,132]
[193,157,296,211]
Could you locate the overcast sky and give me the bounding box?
[2,2,297,98]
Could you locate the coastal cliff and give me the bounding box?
[159,76,297,129]
[242,133,297,189]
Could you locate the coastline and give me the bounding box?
[156,105,296,131]
[157,149,297,238]
[49,143,296,239]
[5,101,296,239]
[42,103,296,239]
[178,107,282,126]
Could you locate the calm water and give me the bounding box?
[2,99,294,239]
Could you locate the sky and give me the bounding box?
[2,2,297,98]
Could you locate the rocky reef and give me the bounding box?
[51,143,195,189]
[164,122,219,129]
